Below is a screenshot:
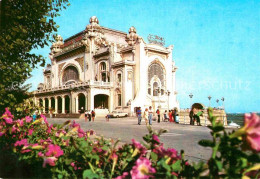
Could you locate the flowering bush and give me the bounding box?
[0,107,259,178]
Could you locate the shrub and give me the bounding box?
[0,107,259,178]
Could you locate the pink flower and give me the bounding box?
[43,157,57,167]
[114,172,129,179]
[28,129,33,135]
[0,132,5,136]
[14,139,28,147]
[111,152,118,161]
[17,119,24,126]
[130,157,156,179]
[40,114,48,124]
[25,116,32,123]
[21,149,31,153]
[38,152,44,157]
[70,120,80,128]
[2,108,14,124]
[45,144,64,157]
[152,135,160,144]
[132,139,147,155]
[243,113,260,151]
[47,124,53,134]
[78,133,84,138]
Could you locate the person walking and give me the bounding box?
[169,110,173,122]
[148,106,153,125]
[88,111,91,122]
[85,110,88,122]
[156,108,160,123]
[143,108,149,125]
[163,110,169,122]
[106,114,110,122]
[137,107,142,125]
[173,108,177,123]
[189,110,194,125]
[91,110,95,122]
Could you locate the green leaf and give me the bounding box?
[212,125,224,133]
[150,152,158,161]
[199,140,214,147]
[83,169,99,179]
[171,160,181,172]
[216,160,223,170]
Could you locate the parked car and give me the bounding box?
[108,111,128,118]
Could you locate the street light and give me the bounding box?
[189,93,193,107]
[221,97,225,109]
[208,96,212,107]
[216,99,219,108]
[166,90,171,112]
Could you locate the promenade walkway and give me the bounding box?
[48,116,234,162]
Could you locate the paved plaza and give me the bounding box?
[47,116,232,162]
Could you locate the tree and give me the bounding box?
[0,0,70,113]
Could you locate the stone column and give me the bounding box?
[62,95,65,114]
[109,90,113,112]
[33,96,37,106]
[55,96,58,114]
[48,97,51,113]
[85,93,88,111]
[87,89,94,110]
[71,93,75,114]
[43,98,46,113]
[75,95,79,113]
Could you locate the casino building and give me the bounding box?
[33,16,179,116]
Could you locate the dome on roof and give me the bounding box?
[129,26,136,33]
[89,16,99,24]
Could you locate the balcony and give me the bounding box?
[34,80,112,95]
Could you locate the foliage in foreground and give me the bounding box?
[0,0,70,112]
[0,108,259,178]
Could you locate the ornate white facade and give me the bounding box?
[33,16,179,116]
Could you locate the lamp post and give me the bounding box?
[208,96,212,107]
[189,93,193,108]
[166,90,171,112]
[216,99,219,108]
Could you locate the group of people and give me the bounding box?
[84,110,96,122]
[189,108,203,126]
[136,106,179,125]
[163,109,178,123]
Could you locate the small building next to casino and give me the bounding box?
[33,16,179,116]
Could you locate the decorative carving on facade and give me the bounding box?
[58,63,66,76]
[127,71,132,81]
[84,16,108,52]
[148,52,166,59]
[49,35,64,60]
[75,57,84,71]
[126,26,139,46]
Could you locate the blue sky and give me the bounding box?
[27,0,260,113]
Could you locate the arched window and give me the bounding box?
[100,62,107,82]
[148,63,164,84]
[148,62,165,95]
[153,82,159,96]
[62,66,79,83]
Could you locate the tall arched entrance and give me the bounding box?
[65,95,70,113]
[57,96,62,113]
[51,97,55,111]
[44,98,49,113]
[39,99,43,107]
[94,94,108,109]
[78,93,85,112]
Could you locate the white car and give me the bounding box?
[108,111,128,118]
